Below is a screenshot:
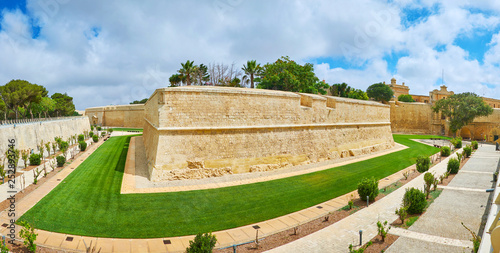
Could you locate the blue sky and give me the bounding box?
[1,0,500,109]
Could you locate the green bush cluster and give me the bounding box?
[78,134,85,142]
[463,146,472,157]
[447,158,460,174]
[403,188,426,214]
[450,137,462,148]
[29,153,41,166]
[186,232,217,253]
[79,141,87,152]
[440,146,451,157]
[357,177,379,202]
[56,155,66,167]
[471,141,478,150]
[92,135,99,143]
[89,131,94,137]
[416,155,430,173]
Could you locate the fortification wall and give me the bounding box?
[85,104,145,128]
[390,101,433,134]
[144,86,395,181]
[0,117,90,156]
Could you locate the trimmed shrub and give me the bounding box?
[424,172,434,199]
[108,128,114,133]
[91,125,94,131]
[440,146,451,157]
[89,131,94,137]
[56,155,66,167]
[447,158,460,174]
[471,141,478,150]
[101,132,106,137]
[93,135,99,143]
[451,137,462,148]
[78,134,85,142]
[403,188,426,214]
[186,232,217,253]
[357,177,379,202]
[463,146,472,157]
[79,141,87,152]
[416,155,430,173]
[97,126,102,131]
[29,153,41,166]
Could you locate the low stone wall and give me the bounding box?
[144,86,395,181]
[85,104,145,128]
[0,116,90,156]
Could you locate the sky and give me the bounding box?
[1,0,500,110]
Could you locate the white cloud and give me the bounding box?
[0,0,500,109]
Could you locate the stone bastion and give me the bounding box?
[143,86,395,181]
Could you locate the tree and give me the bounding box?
[0,79,47,119]
[195,64,210,85]
[242,60,262,88]
[169,74,184,87]
[330,83,352,97]
[186,232,217,253]
[30,97,55,118]
[398,94,414,102]
[258,56,329,95]
[0,99,6,120]
[347,89,369,100]
[51,93,75,117]
[179,60,197,86]
[130,98,148,104]
[366,82,394,103]
[432,92,493,135]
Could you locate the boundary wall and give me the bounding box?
[85,104,144,128]
[0,117,90,157]
[143,86,395,181]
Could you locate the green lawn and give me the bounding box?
[110,127,143,132]
[19,134,443,238]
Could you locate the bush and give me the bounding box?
[90,125,94,131]
[89,131,94,137]
[440,146,451,157]
[29,153,41,166]
[78,134,85,142]
[398,94,414,102]
[108,128,114,133]
[56,155,66,167]
[186,232,217,253]
[79,141,87,152]
[93,135,99,143]
[101,131,106,137]
[447,158,460,174]
[357,177,379,202]
[450,137,462,148]
[463,146,472,157]
[403,188,426,214]
[416,155,430,173]
[424,172,434,199]
[471,141,478,150]
[19,221,37,253]
[97,126,102,131]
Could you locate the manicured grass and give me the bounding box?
[110,127,143,132]
[20,134,443,238]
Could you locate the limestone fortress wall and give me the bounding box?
[142,86,395,181]
[0,116,90,156]
[85,104,144,128]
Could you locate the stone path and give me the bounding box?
[386,145,498,253]
[268,145,499,253]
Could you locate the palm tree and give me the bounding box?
[242,60,261,89]
[179,60,197,86]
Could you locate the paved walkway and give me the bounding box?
[0,136,423,253]
[267,147,473,253]
[387,145,498,253]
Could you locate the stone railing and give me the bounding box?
[0,116,86,126]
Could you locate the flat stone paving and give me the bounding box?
[386,145,499,253]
